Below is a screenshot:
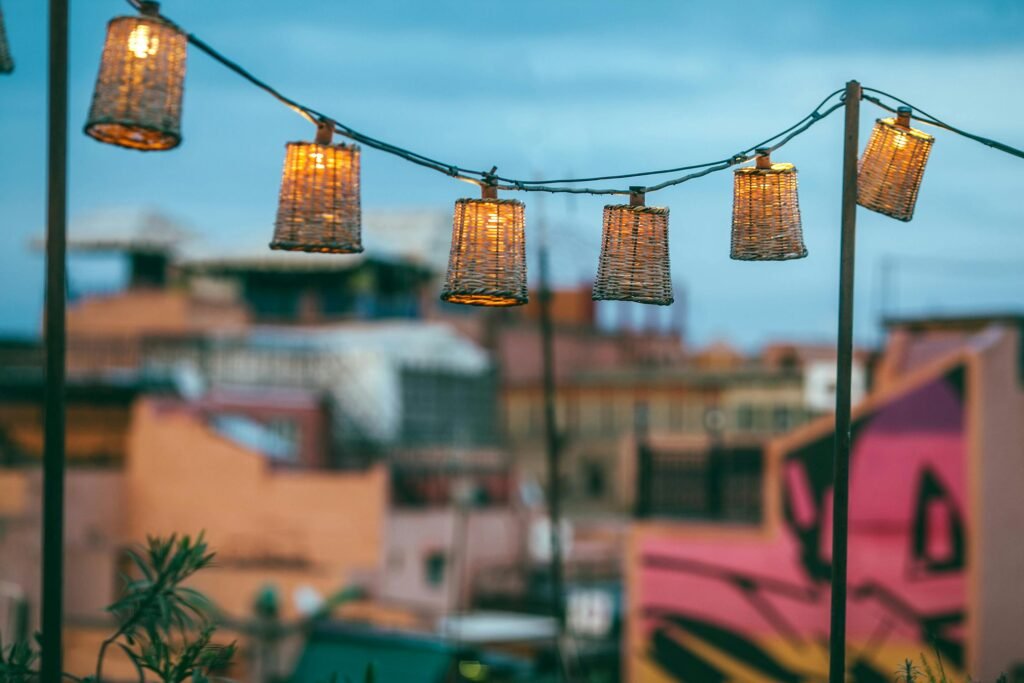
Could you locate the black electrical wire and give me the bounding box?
[127,0,1022,195]
[862,87,1024,160]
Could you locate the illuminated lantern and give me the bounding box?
[592,188,673,305]
[0,1,14,74]
[441,185,527,306]
[83,1,186,151]
[730,149,807,261]
[858,106,934,221]
[270,121,362,253]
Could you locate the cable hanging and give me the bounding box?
[94,0,1023,312]
[861,87,1024,161]
[123,0,1021,194]
[120,0,850,195]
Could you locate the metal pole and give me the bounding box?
[537,220,566,677]
[42,0,69,680]
[828,78,860,683]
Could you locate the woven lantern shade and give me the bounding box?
[84,1,186,151]
[0,1,14,75]
[592,188,673,305]
[730,150,807,261]
[270,121,362,254]
[857,107,934,221]
[441,185,527,307]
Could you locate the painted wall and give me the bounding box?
[629,365,970,682]
[126,399,388,619]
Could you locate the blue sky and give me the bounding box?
[1,0,1022,347]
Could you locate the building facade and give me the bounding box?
[626,318,1024,682]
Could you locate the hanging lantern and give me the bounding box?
[592,187,673,305]
[270,120,362,253]
[730,149,807,261]
[857,106,934,222]
[441,185,527,307]
[0,1,14,75]
[83,1,187,151]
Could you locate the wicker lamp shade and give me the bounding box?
[270,123,362,254]
[592,189,673,305]
[0,2,14,75]
[730,150,807,261]
[84,2,186,151]
[441,186,527,307]
[857,107,934,221]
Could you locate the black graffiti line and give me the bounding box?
[642,553,820,602]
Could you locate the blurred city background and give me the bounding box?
[1,1,1023,682]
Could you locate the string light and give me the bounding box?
[730,149,807,261]
[857,106,934,221]
[0,1,13,75]
[270,120,362,254]
[82,0,1024,309]
[592,188,673,305]
[84,1,187,151]
[441,185,528,307]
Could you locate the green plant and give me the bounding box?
[897,658,924,682]
[0,635,38,683]
[0,532,234,683]
[97,532,234,683]
[892,648,1009,683]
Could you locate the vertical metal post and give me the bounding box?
[42,0,69,681]
[537,223,566,676]
[828,79,860,683]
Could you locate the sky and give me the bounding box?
[0,0,1022,348]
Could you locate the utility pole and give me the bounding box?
[42,1,69,681]
[827,78,861,683]
[536,192,567,679]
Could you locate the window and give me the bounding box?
[582,460,606,499]
[633,400,649,434]
[527,400,544,438]
[637,447,763,523]
[668,401,684,432]
[246,281,300,320]
[424,550,447,587]
[772,406,791,432]
[736,404,754,432]
[600,399,616,436]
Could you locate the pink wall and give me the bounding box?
[631,365,971,681]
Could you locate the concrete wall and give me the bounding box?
[126,399,387,619]
[67,289,249,339]
[381,508,525,614]
[0,469,124,634]
[971,327,1024,679]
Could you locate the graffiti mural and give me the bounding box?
[632,367,968,682]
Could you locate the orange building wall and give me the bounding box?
[0,403,130,461]
[67,289,249,339]
[126,399,388,619]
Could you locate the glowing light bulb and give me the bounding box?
[893,132,908,149]
[128,24,159,59]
